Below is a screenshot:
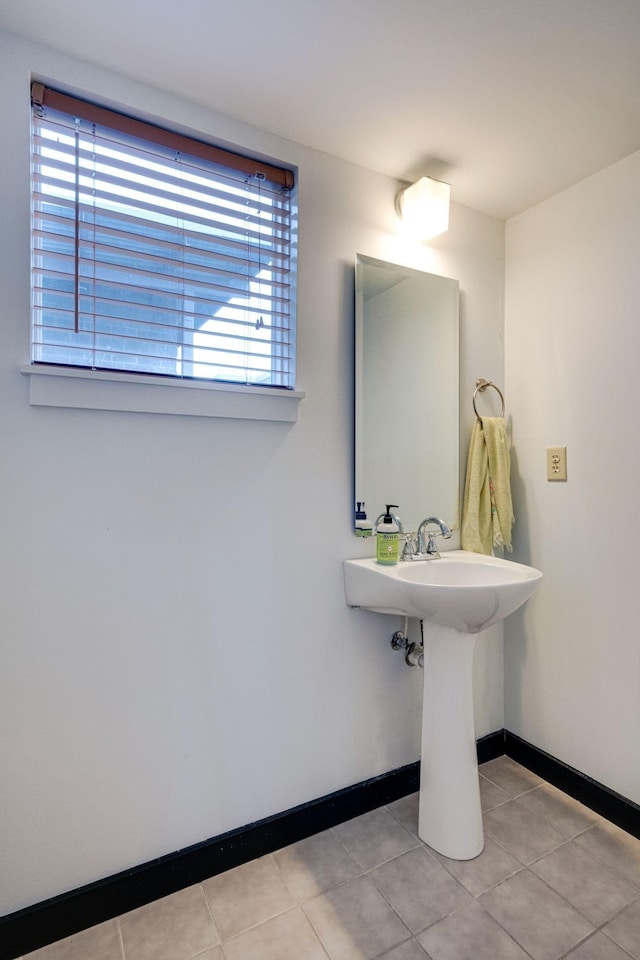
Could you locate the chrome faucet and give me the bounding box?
[416,516,452,558]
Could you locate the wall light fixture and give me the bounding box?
[395,176,450,241]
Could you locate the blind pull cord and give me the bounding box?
[255,172,265,331]
[74,118,81,334]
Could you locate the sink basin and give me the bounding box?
[343,550,542,633]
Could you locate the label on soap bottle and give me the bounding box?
[377,532,399,564]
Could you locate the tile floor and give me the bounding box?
[20,757,640,960]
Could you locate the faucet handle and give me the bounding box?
[402,534,417,559]
[424,532,437,552]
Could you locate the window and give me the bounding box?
[30,84,297,390]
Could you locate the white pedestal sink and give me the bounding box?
[343,550,542,859]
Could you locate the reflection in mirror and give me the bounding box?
[355,254,459,534]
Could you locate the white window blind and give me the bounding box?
[30,84,297,389]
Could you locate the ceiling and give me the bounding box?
[2,0,640,220]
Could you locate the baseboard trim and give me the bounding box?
[4,729,638,960]
[476,729,505,764]
[0,759,419,960]
[504,731,640,841]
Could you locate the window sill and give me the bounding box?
[20,365,305,422]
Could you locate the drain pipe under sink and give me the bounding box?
[390,617,424,668]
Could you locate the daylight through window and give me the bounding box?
[30,85,297,388]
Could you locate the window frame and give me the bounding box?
[25,83,303,421]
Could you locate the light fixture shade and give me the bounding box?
[397,176,450,241]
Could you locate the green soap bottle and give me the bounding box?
[376,504,399,565]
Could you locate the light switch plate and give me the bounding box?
[547,446,567,481]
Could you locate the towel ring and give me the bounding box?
[473,378,505,418]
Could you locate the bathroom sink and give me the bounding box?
[344,549,542,859]
[343,550,542,633]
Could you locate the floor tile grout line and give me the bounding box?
[299,896,388,960]
[371,850,450,938]
[555,921,639,960]
[272,810,421,899]
[366,848,476,942]
[478,774,544,799]
[371,939,422,960]
[216,903,299,947]
[326,822,363,868]
[202,853,304,946]
[476,872,597,960]
[480,812,559,868]
[353,836,424,874]
[199,881,228,947]
[197,882,223,951]
[333,805,423,873]
[526,831,640,894]
[270,844,301,901]
[471,897,539,960]
[276,845,339,960]
[508,795,604,841]
[475,862,600,953]
[482,788,619,862]
[598,924,640,960]
[186,945,227,960]
[590,892,640,931]
[383,801,421,839]
[554,930,597,960]
[213,902,334,958]
[523,837,589,871]
[518,864,640,951]
[519,781,606,819]
[572,827,640,887]
[288,903,333,960]
[115,917,125,960]
[522,862,603,931]
[435,852,525,898]
[485,793,571,840]
[343,868,418,940]
[480,799,512,813]
[484,829,568,867]
[447,841,640,957]
[272,825,415,908]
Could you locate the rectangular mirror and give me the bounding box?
[354,254,460,533]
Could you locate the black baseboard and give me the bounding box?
[504,731,640,841]
[476,729,505,764]
[0,759,419,960]
[0,736,501,960]
[3,729,638,960]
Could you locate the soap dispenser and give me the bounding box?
[376,504,400,565]
[355,502,373,538]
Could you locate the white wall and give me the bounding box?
[0,31,505,915]
[504,150,640,806]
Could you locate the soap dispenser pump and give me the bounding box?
[376,504,400,565]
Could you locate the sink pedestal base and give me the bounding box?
[418,623,484,860]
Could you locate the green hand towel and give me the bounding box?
[461,416,514,555]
